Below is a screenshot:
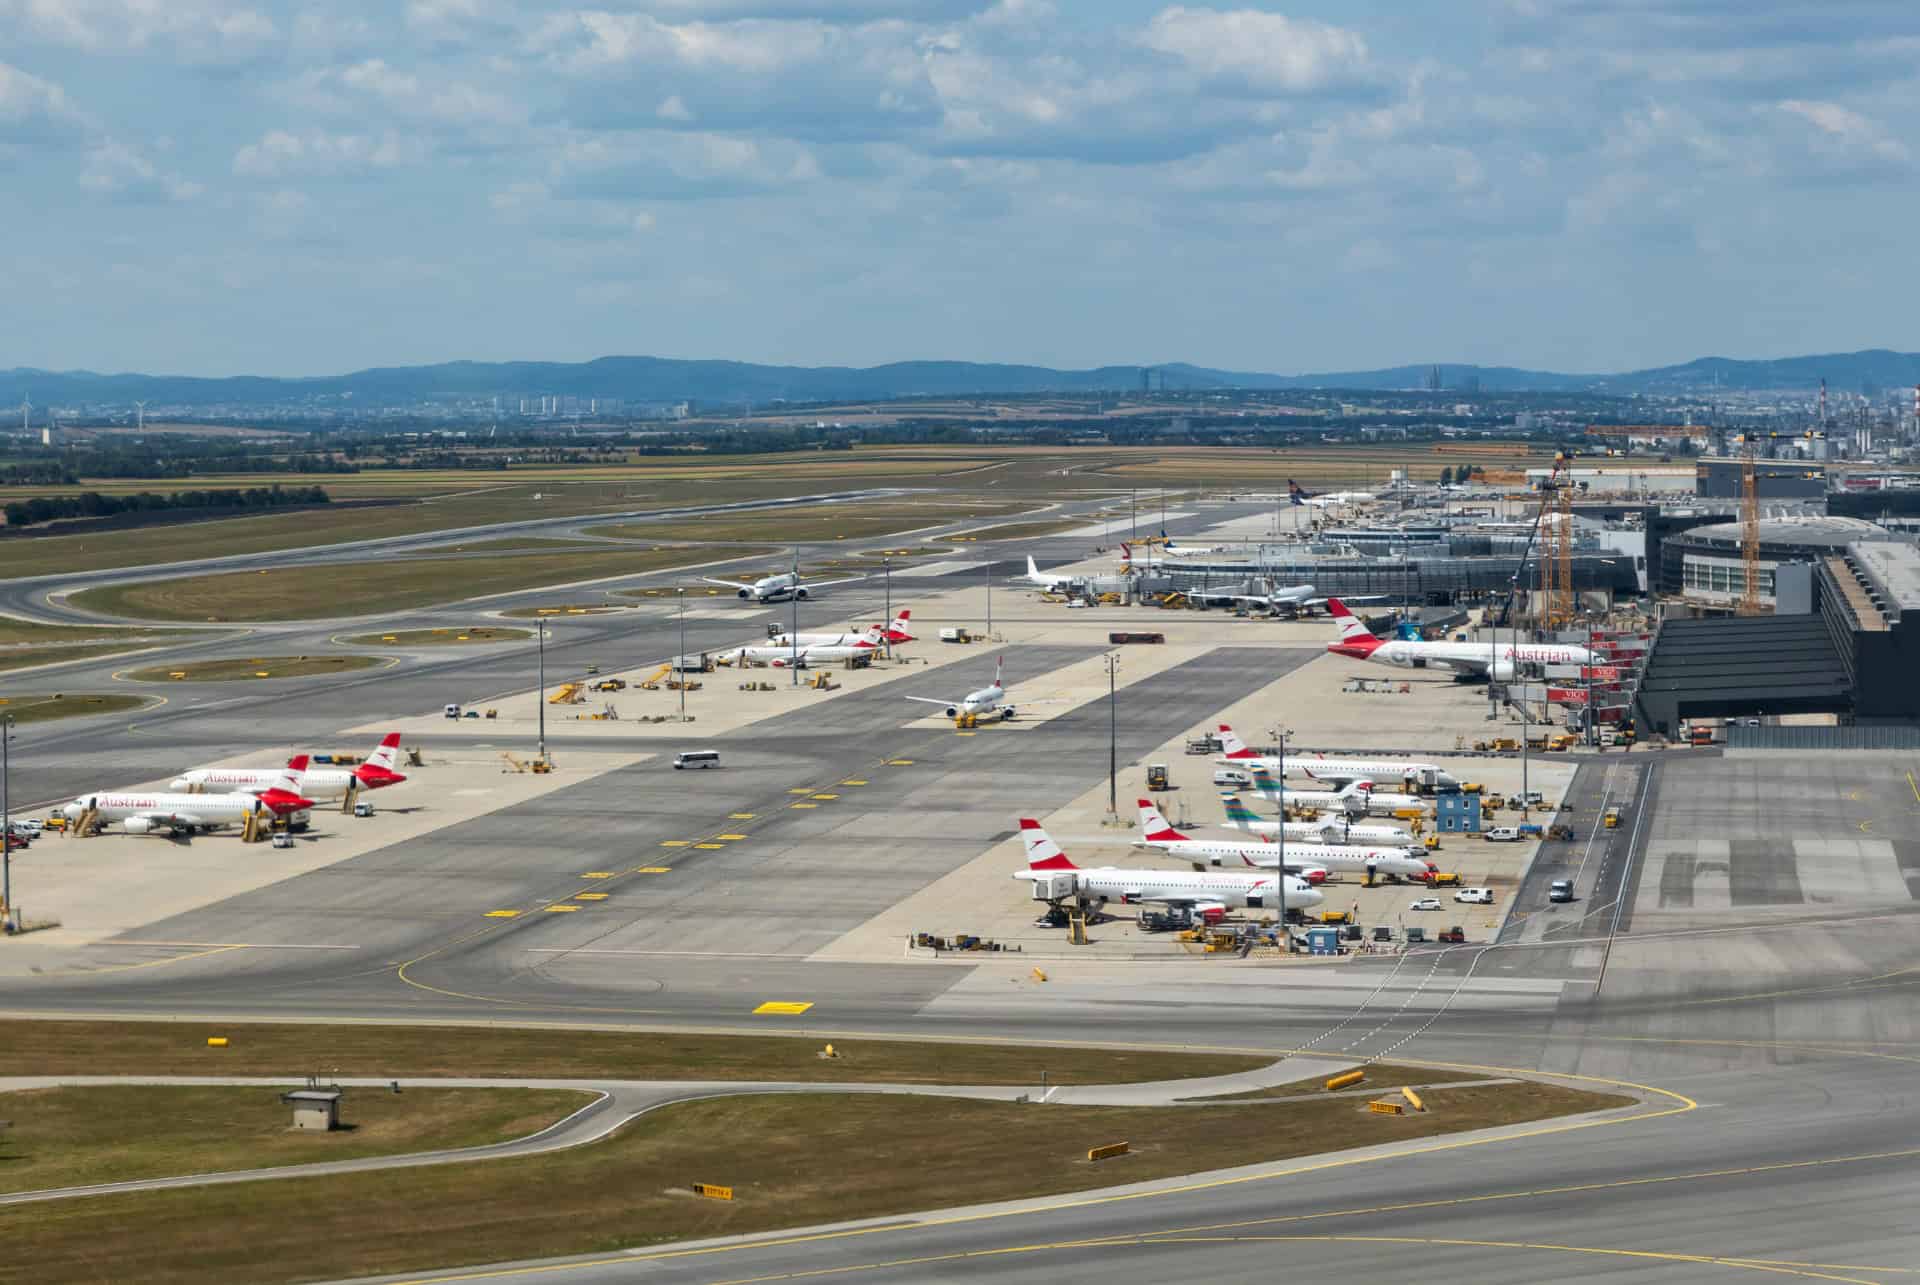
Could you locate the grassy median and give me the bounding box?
[0,617,200,673]
[0,1085,593,1195]
[0,1021,1267,1084]
[121,655,386,682]
[9,1083,1630,1283]
[337,626,530,646]
[0,693,152,724]
[590,499,1034,544]
[70,547,742,622]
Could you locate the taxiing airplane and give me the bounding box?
[1218,795,1414,846]
[704,560,864,603]
[1214,724,1457,789]
[1326,598,1600,681]
[905,656,1057,723]
[171,734,408,801]
[1290,480,1377,508]
[1013,817,1322,923]
[66,764,315,836]
[768,610,913,650]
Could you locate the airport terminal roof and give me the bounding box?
[1849,541,1920,619]
[1632,615,1852,731]
[1673,515,1908,552]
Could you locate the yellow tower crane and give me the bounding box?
[1738,436,1763,616]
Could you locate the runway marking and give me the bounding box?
[810,793,839,800]
[887,759,913,765]
[634,867,672,874]
[839,779,868,786]
[790,802,818,809]
[574,893,608,901]
[579,872,613,879]
[36,943,247,977]
[109,941,360,950]
[788,788,815,795]
[729,813,757,820]
[717,834,749,841]
[527,948,812,959]
[484,911,520,918]
[659,840,691,848]
[753,1001,813,1016]
[955,731,976,737]
[694,842,726,849]
[543,905,580,913]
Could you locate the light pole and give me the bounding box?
[2,714,13,932]
[985,557,993,641]
[1105,653,1119,816]
[1270,724,1289,949]
[883,557,893,661]
[790,548,801,687]
[1131,488,1137,545]
[677,587,687,721]
[536,620,548,765]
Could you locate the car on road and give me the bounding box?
[1549,879,1575,903]
[270,832,295,849]
[1410,897,1441,911]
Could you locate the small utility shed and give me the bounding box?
[281,1088,342,1132]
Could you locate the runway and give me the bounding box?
[6,496,1920,1282]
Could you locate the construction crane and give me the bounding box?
[1738,435,1763,615]
[1498,452,1569,629]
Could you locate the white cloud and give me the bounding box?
[0,61,85,142]
[1,0,278,60]
[657,94,695,122]
[1779,98,1910,162]
[233,129,427,178]
[285,59,526,126]
[79,138,202,201]
[1138,7,1370,93]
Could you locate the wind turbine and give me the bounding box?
[18,394,28,433]
[134,400,147,430]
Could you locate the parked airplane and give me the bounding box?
[1326,598,1601,681]
[1218,795,1414,846]
[768,610,913,650]
[65,765,315,836]
[1214,724,1457,788]
[170,734,408,801]
[1020,556,1077,593]
[726,636,878,668]
[1243,768,1428,816]
[1290,480,1377,508]
[704,561,864,602]
[1141,799,1430,880]
[906,656,1055,723]
[1012,817,1322,922]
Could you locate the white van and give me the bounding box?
[1454,887,1494,904]
[1483,826,1521,842]
[1213,768,1253,788]
[673,750,721,771]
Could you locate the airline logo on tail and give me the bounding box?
[1020,818,1076,870]
[883,609,914,643]
[1220,795,1264,825]
[1288,479,1308,506]
[1215,723,1260,761]
[257,757,316,813]
[355,732,408,787]
[990,655,1004,692]
[1326,598,1383,658]
[1136,799,1188,842]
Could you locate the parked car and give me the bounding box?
[1410,897,1442,912]
[1439,926,1466,943]
[1455,887,1495,905]
[270,832,296,850]
[1549,879,1575,903]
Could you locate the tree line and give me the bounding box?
[4,484,330,529]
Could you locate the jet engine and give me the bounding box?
[1489,659,1518,683]
[999,705,1016,721]
[167,777,192,792]
[944,705,960,718]
[122,817,156,835]
[1299,867,1329,884]
[795,587,810,600]
[737,587,753,599]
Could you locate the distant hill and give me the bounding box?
[4,348,1916,409]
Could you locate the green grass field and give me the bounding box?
[70,547,744,622]
[0,1085,592,1196]
[0,693,152,724]
[0,617,201,673]
[14,1083,1630,1283]
[590,498,1034,544]
[337,626,530,646]
[121,655,387,682]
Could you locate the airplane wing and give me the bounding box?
[903,696,959,706]
[702,577,758,592]
[797,574,868,591]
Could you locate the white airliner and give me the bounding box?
[1020,556,1076,593]
[906,656,1056,723]
[1012,817,1322,923]
[170,734,408,801]
[1326,598,1601,681]
[1218,795,1413,846]
[705,565,864,603]
[1289,480,1377,508]
[728,632,879,668]
[65,765,315,836]
[1138,800,1430,880]
[1214,724,1458,789]
[1244,768,1428,816]
[768,610,913,650]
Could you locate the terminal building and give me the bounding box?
[1695,457,1827,500]
[1655,515,1910,613]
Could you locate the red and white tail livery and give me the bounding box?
[1136,799,1191,843]
[1020,817,1076,870]
[1325,597,1599,680]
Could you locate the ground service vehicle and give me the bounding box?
[1428,871,1461,886]
[1440,926,1466,943]
[1455,887,1494,904]
[1146,764,1170,791]
[1549,880,1575,903]
[1214,768,1253,788]
[1410,897,1441,911]
[271,832,295,849]
[1484,826,1521,842]
[353,801,375,818]
[674,751,721,770]
[444,704,461,719]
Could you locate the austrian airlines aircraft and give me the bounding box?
[1214,724,1457,788]
[66,765,314,836]
[1138,800,1429,880]
[1242,768,1428,816]
[171,734,408,800]
[768,610,913,649]
[1218,795,1413,846]
[1012,817,1322,922]
[906,656,1059,723]
[729,628,881,668]
[1326,598,1600,681]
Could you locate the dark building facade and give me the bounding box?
[1696,457,1827,500]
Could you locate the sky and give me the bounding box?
[1,0,1916,378]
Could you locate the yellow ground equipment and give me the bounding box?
[1604,807,1622,829]
[593,679,627,692]
[1428,871,1462,886]
[549,683,583,705]
[638,664,669,690]
[1145,764,1170,792]
[808,671,838,691]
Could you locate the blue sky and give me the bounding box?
[1,1,1915,377]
